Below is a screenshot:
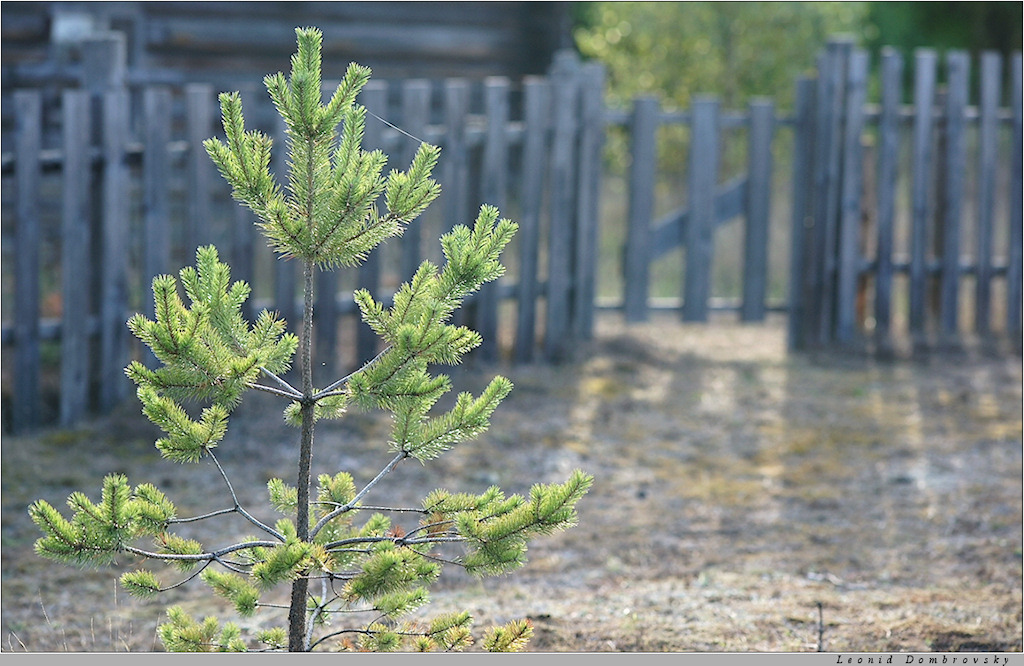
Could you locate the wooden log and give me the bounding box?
[741,98,774,322]
[60,89,92,426]
[683,96,720,322]
[513,77,549,363]
[623,96,659,323]
[13,91,41,431]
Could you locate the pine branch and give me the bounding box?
[310,452,409,539]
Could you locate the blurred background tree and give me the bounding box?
[864,1,1022,61]
[572,1,1022,112]
[572,2,868,112]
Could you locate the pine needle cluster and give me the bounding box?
[30,26,592,652]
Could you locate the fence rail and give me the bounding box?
[3,37,1022,433]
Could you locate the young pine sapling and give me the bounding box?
[30,27,592,652]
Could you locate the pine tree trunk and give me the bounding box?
[288,260,316,651]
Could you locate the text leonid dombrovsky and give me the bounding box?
[836,657,1012,665]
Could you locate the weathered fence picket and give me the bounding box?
[909,49,937,343]
[976,52,1001,337]
[1010,54,1023,349]
[741,99,774,323]
[683,97,721,323]
[870,48,902,351]
[143,87,172,331]
[13,90,41,433]
[544,51,580,362]
[513,77,549,364]
[476,76,510,362]
[787,77,817,351]
[623,95,658,323]
[939,51,969,342]
[572,62,606,341]
[59,89,92,427]
[186,84,215,259]
[99,89,131,413]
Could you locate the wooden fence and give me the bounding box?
[611,94,781,323]
[1,40,604,432]
[789,39,1023,354]
[3,37,1022,432]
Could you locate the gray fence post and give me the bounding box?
[787,77,816,351]
[514,77,550,363]
[939,51,970,345]
[99,88,131,412]
[186,84,215,259]
[683,96,720,322]
[741,98,774,322]
[623,96,659,323]
[60,90,92,426]
[835,49,868,343]
[909,49,937,345]
[13,91,42,432]
[143,87,172,334]
[572,62,606,341]
[477,76,510,362]
[873,48,903,354]
[1009,53,1023,349]
[544,51,580,361]
[975,51,1001,337]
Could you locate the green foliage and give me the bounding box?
[158,607,247,652]
[483,618,535,652]
[120,570,161,598]
[126,245,297,464]
[576,2,868,110]
[575,2,867,174]
[201,569,261,617]
[864,1,1022,59]
[30,25,590,653]
[205,27,439,268]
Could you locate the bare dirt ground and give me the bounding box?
[2,313,1021,652]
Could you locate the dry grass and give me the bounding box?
[2,313,1021,652]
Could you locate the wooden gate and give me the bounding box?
[788,39,1023,354]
